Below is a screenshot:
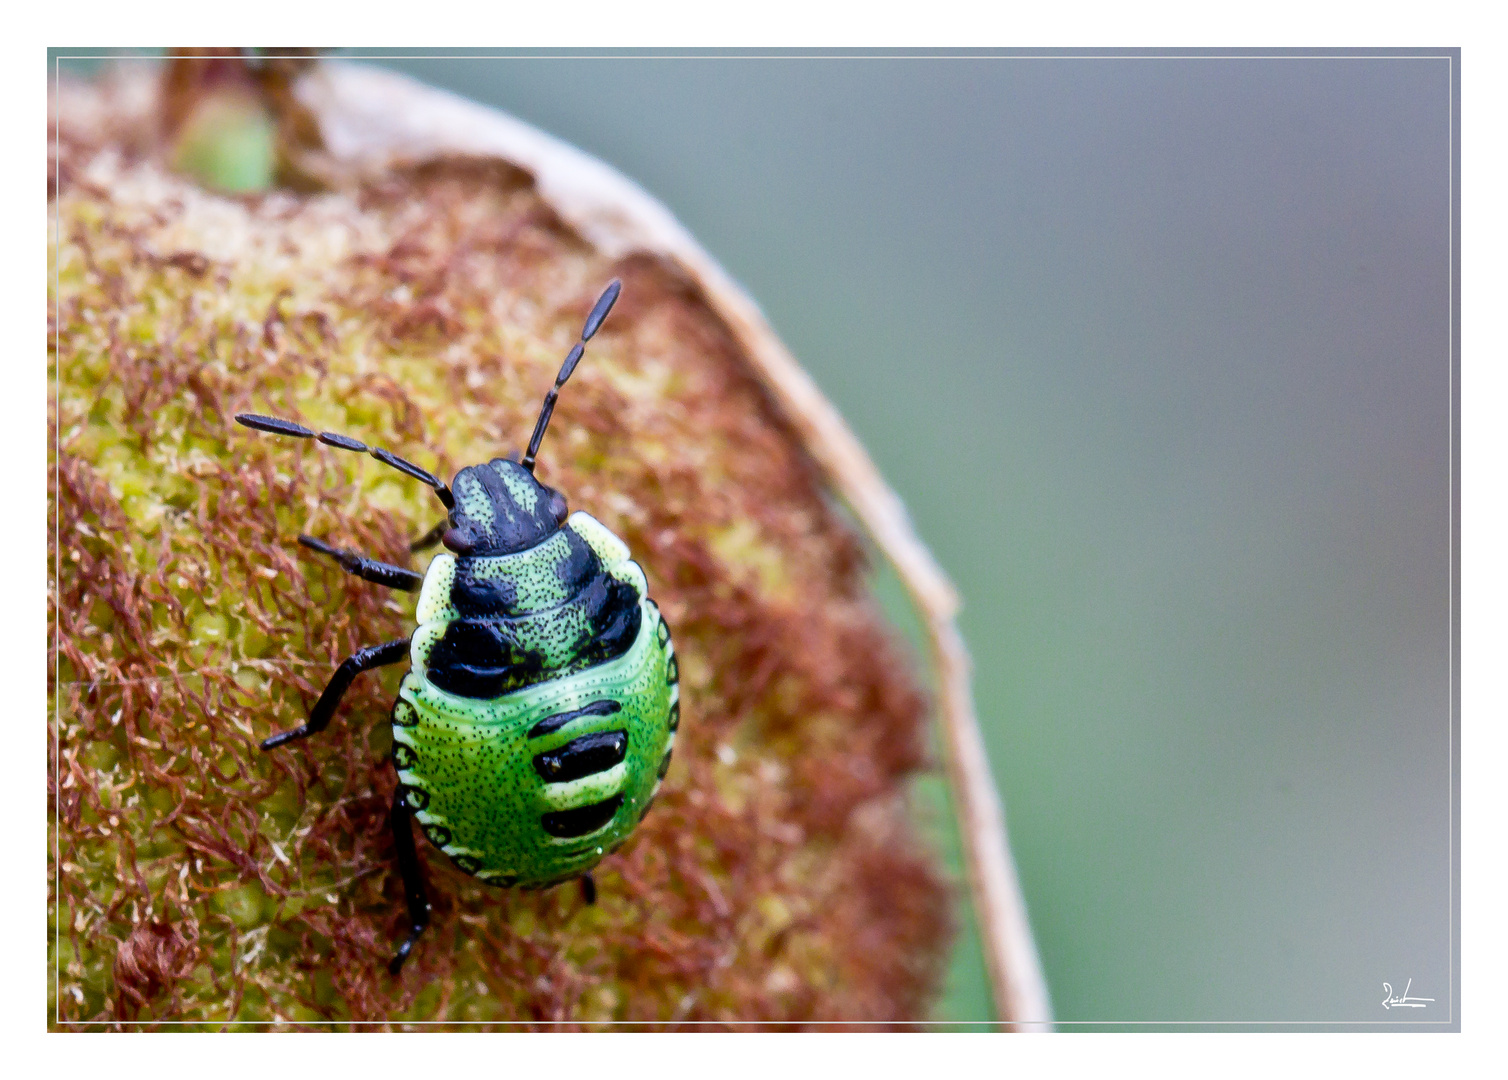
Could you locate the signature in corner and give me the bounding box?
[1382,979,1434,1010]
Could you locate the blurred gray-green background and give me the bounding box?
[59,50,1459,1026]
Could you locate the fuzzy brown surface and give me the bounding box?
[48,73,952,1029]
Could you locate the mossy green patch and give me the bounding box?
[51,77,952,1029]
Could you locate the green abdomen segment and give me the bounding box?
[391,512,677,887]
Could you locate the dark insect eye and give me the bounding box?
[546,488,569,525]
[442,525,477,554]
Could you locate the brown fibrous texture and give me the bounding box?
[48,69,951,1030]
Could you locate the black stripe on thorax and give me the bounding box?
[425,575,643,699]
[450,527,601,618]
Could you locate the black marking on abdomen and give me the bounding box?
[392,743,418,770]
[541,794,623,838]
[533,730,628,784]
[391,699,419,727]
[422,823,451,848]
[450,854,482,875]
[668,701,680,731]
[397,784,430,812]
[528,699,621,739]
[658,748,673,779]
[666,653,679,685]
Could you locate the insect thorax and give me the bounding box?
[412,513,643,699]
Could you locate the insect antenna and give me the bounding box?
[234,413,456,510]
[520,278,622,475]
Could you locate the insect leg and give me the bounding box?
[298,534,422,591]
[260,638,411,750]
[387,787,432,975]
[408,519,448,553]
[234,413,455,510]
[579,873,597,906]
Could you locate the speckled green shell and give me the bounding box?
[390,511,678,887]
